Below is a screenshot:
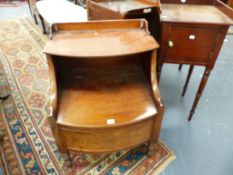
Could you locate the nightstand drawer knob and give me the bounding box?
[143,8,151,13]
[189,35,196,40]
[168,40,174,48]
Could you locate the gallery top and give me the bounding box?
[44,19,159,58]
[94,0,160,13]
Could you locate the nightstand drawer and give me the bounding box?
[161,24,220,65]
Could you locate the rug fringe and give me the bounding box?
[151,153,176,175]
[150,140,176,175]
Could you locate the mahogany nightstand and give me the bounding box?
[87,0,161,39]
[158,0,233,120]
[44,19,164,165]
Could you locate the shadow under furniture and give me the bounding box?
[44,19,164,165]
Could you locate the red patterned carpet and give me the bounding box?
[0,18,175,175]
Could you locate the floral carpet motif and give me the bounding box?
[0,18,175,175]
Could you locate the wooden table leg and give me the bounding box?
[157,62,163,83]
[33,15,38,24]
[182,65,194,97]
[26,0,33,15]
[178,64,183,71]
[39,15,47,34]
[0,129,3,141]
[188,68,211,121]
[0,95,9,141]
[147,106,164,157]
[0,94,10,101]
[26,0,38,24]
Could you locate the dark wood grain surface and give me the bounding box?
[160,4,233,24]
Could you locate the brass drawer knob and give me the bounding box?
[168,40,174,48]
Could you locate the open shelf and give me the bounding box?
[57,64,157,128]
[45,20,163,155]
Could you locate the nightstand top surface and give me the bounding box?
[160,4,233,25]
[98,0,159,13]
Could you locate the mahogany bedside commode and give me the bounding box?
[44,19,164,165]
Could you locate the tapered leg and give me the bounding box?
[147,105,164,156]
[27,1,37,24]
[56,132,72,167]
[0,94,10,101]
[39,15,47,34]
[0,129,3,141]
[157,63,163,83]
[27,0,33,16]
[62,152,72,167]
[33,15,38,24]
[147,141,159,157]
[0,95,9,141]
[188,68,211,121]
[178,64,183,71]
[182,65,194,97]
[48,117,72,166]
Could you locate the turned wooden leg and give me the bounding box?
[62,152,72,167]
[33,14,38,24]
[39,15,47,34]
[147,105,164,156]
[48,117,72,166]
[0,94,10,101]
[0,129,3,141]
[27,1,33,16]
[188,68,211,121]
[178,64,183,71]
[182,65,194,97]
[0,95,7,141]
[147,141,159,157]
[56,135,72,167]
[56,132,72,166]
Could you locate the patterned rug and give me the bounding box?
[0,18,175,175]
